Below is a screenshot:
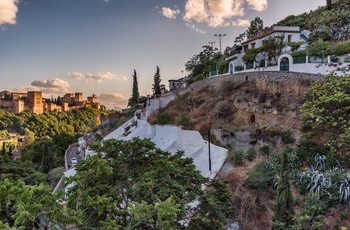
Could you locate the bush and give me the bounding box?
[295,140,322,166]
[234,150,244,166]
[175,112,190,126]
[156,111,173,124]
[334,40,350,56]
[194,74,205,81]
[260,145,270,158]
[291,50,306,57]
[246,147,256,161]
[218,80,239,96]
[213,101,233,119]
[246,161,275,190]
[281,130,295,144]
[235,65,244,71]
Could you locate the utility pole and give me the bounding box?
[214,34,226,52]
[208,41,215,49]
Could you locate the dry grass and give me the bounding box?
[219,158,274,230]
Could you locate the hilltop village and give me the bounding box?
[0,90,101,114]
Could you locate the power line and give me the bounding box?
[214,34,226,52]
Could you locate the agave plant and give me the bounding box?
[298,166,331,197]
[334,24,350,41]
[314,153,326,171]
[339,174,350,204]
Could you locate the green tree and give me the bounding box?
[301,73,350,163]
[309,38,333,56]
[242,47,263,64]
[185,45,217,79]
[262,34,286,63]
[65,138,231,229]
[128,69,139,107]
[152,66,162,96]
[273,151,295,229]
[0,179,78,229]
[247,17,264,39]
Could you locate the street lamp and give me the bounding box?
[208,126,212,175]
[306,42,310,64]
[322,50,325,64]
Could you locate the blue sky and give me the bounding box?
[0,0,325,109]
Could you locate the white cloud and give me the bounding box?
[95,93,127,109]
[68,71,127,83]
[231,19,250,27]
[31,78,70,88]
[246,0,268,11]
[30,78,71,94]
[183,0,268,28]
[68,72,85,79]
[0,0,19,26]
[185,22,206,34]
[161,6,181,19]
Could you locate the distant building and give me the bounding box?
[168,76,190,91]
[0,90,101,114]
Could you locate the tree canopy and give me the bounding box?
[301,73,350,163]
[65,137,232,229]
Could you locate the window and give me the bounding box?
[288,35,292,42]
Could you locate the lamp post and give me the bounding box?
[208,126,212,175]
[306,42,310,64]
[322,50,325,64]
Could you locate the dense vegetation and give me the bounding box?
[277,0,350,41]
[0,138,232,229]
[0,107,103,187]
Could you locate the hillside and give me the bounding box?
[149,72,319,153]
[276,0,350,41]
[148,72,350,229]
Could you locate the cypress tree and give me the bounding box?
[273,151,295,229]
[128,69,139,107]
[152,66,161,96]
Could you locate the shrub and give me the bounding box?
[235,65,244,71]
[291,50,306,57]
[295,140,321,165]
[234,149,244,166]
[156,111,173,124]
[246,161,275,190]
[212,101,232,119]
[281,130,295,144]
[218,80,239,96]
[334,40,350,56]
[260,145,270,158]
[194,74,205,81]
[175,112,190,126]
[246,147,256,161]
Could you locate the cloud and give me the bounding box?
[185,22,206,34]
[183,0,268,27]
[0,0,19,26]
[246,0,268,11]
[95,93,127,109]
[68,71,127,83]
[231,19,250,27]
[161,6,181,19]
[30,78,71,94]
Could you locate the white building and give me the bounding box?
[227,26,307,73]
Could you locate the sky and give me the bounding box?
[0,0,325,109]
